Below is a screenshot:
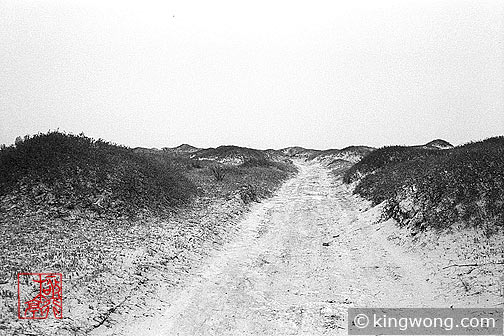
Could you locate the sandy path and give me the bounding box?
[108,160,452,335]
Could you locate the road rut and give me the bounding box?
[113,160,446,335]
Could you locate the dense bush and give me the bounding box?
[345,137,504,232]
[0,131,195,217]
[343,146,443,183]
[211,165,227,181]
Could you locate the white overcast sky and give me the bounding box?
[1,0,503,149]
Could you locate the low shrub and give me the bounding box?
[238,184,259,204]
[211,165,227,181]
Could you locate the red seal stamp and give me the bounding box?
[17,273,63,319]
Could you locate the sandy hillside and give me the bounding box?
[92,160,502,336]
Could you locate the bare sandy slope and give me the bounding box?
[96,160,498,336]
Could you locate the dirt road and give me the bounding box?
[105,160,456,335]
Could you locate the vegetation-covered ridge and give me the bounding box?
[0,132,297,220]
[0,131,196,218]
[344,137,504,233]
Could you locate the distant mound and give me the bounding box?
[133,147,161,154]
[308,146,375,164]
[0,132,195,218]
[306,149,339,161]
[163,144,200,153]
[425,139,453,149]
[280,147,320,159]
[192,145,269,165]
[416,139,454,150]
[344,136,504,232]
[340,145,376,156]
[263,149,290,162]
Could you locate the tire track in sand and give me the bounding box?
[109,160,446,335]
